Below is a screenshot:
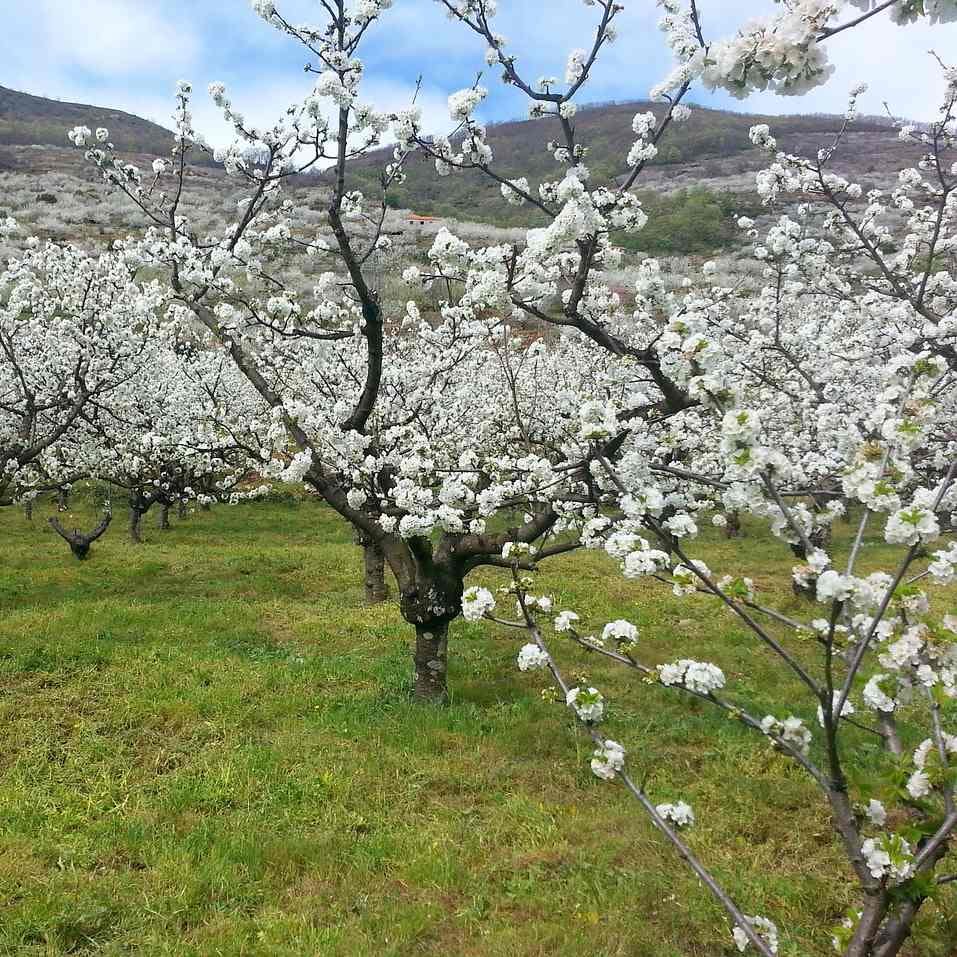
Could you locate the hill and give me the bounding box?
[0,84,175,156]
[0,87,921,259]
[343,99,915,228]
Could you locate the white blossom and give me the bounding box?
[656,800,695,828]
[591,740,625,780]
[462,586,495,622]
[732,915,778,954]
[566,686,606,723]
[517,643,549,672]
[658,659,725,695]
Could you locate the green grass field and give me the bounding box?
[1,494,954,956]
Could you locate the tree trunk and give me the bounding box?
[177,499,188,520]
[872,902,920,957]
[157,503,171,530]
[24,499,33,522]
[200,500,211,512]
[49,513,112,561]
[413,623,449,703]
[363,540,389,603]
[876,713,903,757]
[844,894,889,957]
[129,507,144,544]
[381,535,462,704]
[790,524,832,560]
[870,836,952,956]
[723,510,742,539]
[57,488,69,512]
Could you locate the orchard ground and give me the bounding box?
[1,492,954,957]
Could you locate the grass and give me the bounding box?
[0,494,954,956]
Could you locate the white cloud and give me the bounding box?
[22,0,200,78]
[2,0,955,142]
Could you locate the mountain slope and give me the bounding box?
[0,86,920,259]
[345,99,912,226]
[0,85,175,155]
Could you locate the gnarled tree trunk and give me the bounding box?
[177,498,188,520]
[157,502,171,530]
[48,512,112,561]
[389,542,464,704]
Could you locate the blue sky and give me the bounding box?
[4,1,956,147]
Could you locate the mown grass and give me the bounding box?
[0,494,954,956]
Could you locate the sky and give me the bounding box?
[3,0,956,148]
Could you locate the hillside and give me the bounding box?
[0,85,175,157]
[0,87,921,259]
[344,99,916,227]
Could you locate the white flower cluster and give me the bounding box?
[816,692,855,728]
[602,619,638,647]
[354,0,393,25]
[866,799,887,827]
[250,0,275,19]
[671,561,709,597]
[462,586,495,622]
[500,177,530,206]
[502,541,536,560]
[815,570,855,604]
[658,659,725,695]
[929,542,957,583]
[759,714,812,757]
[906,735,957,799]
[627,110,658,167]
[861,835,914,884]
[566,686,606,723]
[591,739,625,781]
[861,674,898,714]
[732,915,778,954]
[554,610,580,633]
[884,504,941,546]
[655,800,695,828]
[565,48,587,85]
[448,86,487,123]
[68,125,107,148]
[878,623,957,700]
[517,643,549,672]
[703,1,838,99]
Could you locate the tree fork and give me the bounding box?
[48,512,112,561]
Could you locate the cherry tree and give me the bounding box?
[60,0,957,951]
[395,3,954,953]
[0,238,163,509]
[448,55,957,957]
[63,1,629,702]
[46,337,263,543]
